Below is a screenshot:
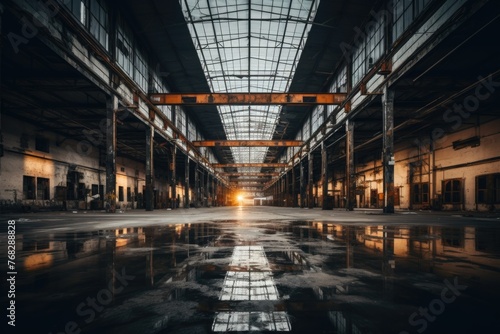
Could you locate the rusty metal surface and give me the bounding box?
[150,93,346,105]
[213,163,288,168]
[193,140,304,147]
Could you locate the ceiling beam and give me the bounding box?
[230,180,266,183]
[222,172,279,177]
[193,140,303,147]
[213,163,287,168]
[150,92,346,105]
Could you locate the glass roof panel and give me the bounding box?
[182,0,319,167]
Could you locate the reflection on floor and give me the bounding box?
[212,245,291,332]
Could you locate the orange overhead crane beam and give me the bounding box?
[193,140,303,147]
[213,163,287,168]
[222,172,279,177]
[230,180,266,184]
[150,93,346,105]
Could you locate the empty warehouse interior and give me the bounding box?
[1,0,500,333]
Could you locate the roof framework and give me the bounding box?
[181,0,318,169]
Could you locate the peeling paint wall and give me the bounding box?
[0,115,182,212]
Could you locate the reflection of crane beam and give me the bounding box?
[151,93,346,105]
[193,140,303,147]
[229,179,269,183]
[213,163,287,168]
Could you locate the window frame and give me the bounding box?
[442,178,463,204]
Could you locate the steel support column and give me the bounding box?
[383,87,396,213]
[346,120,355,211]
[105,95,117,212]
[300,161,305,208]
[321,142,329,210]
[145,125,154,211]
[292,166,297,207]
[285,172,290,207]
[308,152,314,209]
[211,174,215,207]
[184,156,190,208]
[201,169,206,207]
[280,177,284,207]
[171,147,177,209]
[195,165,200,207]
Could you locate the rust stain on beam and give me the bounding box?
[192,140,303,147]
[222,173,279,177]
[150,93,346,105]
[228,179,270,182]
[213,163,287,168]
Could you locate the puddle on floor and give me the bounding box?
[2,221,500,333]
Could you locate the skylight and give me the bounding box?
[182,0,319,167]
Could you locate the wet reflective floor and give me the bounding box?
[2,207,500,333]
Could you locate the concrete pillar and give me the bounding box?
[308,152,314,209]
[171,146,177,209]
[105,95,117,212]
[346,120,355,211]
[145,125,154,211]
[300,160,305,208]
[383,87,395,213]
[184,156,190,208]
[321,142,329,210]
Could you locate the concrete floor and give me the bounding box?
[2,207,500,333]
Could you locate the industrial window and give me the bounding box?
[187,119,196,141]
[311,107,323,134]
[23,176,36,200]
[176,109,186,135]
[352,40,366,86]
[443,179,462,204]
[366,17,384,69]
[89,0,108,49]
[127,187,131,202]
[477,174,500,204]
[37,177,50,200]
[62,0,87,25]
[331,66,347,93]
[352,13,384,87]
[303,117,310,141]
[35,136,50,153]
[91,184,99,196]
[118,186,124,201]
[393,0,434,41]
[116,17,134,76]
[412,182,429,204]
[134,48,148,92]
